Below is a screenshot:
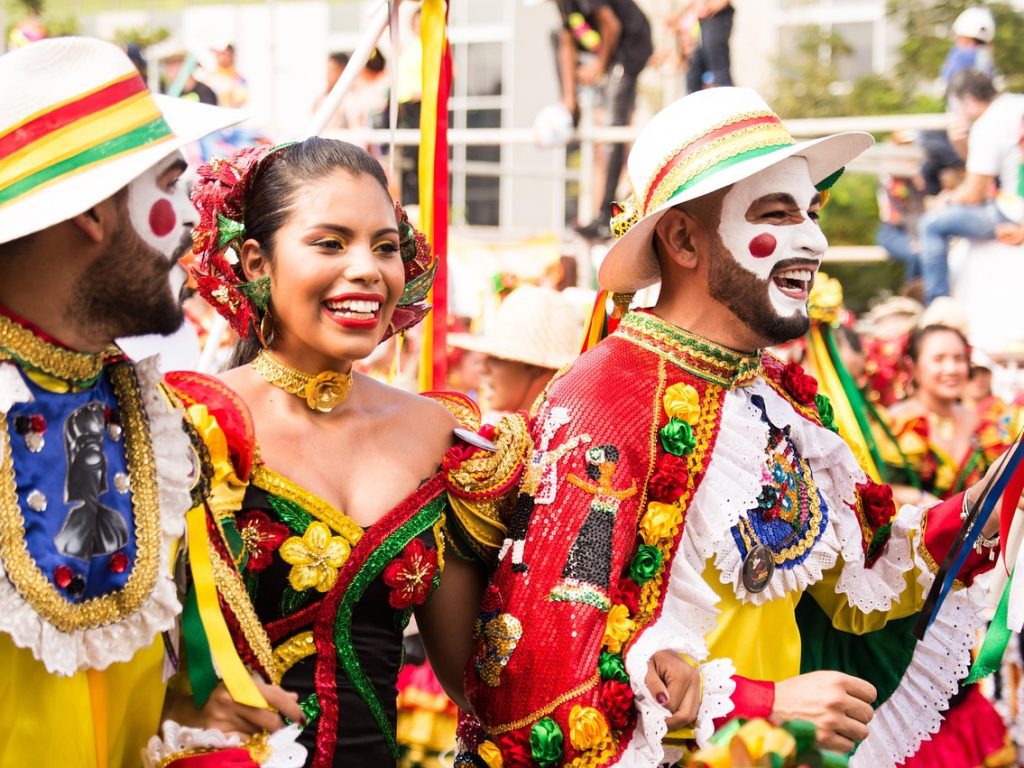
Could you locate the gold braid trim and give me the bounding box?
[272,631,315,676]
[209,543,281,684]
[0,364,162,631]
[484,672,601,735]
[445,413,533,558]
[0,313,118,384]
[251,464,364,546]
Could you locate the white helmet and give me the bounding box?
[953,7,996,43]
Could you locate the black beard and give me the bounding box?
[69,215,184,340]
[706,237,810,345]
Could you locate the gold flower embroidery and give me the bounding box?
[639,501,682,545]
[279,521,351,592]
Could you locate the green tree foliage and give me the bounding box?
[113,26,171,49]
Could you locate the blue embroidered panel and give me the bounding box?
[5,369,138,601]
[731,395,828,571]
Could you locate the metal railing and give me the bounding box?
[323,109,946,232]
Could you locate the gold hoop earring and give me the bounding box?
[258,307,275,348]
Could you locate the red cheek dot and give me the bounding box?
[148,199,177,238]
[749,233,777,259]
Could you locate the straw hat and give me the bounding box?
[599,87,874,293]
[449,285,583,370]
[0,37,244,245]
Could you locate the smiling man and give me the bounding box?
[462,88,1005,768]
[0,38,244,765]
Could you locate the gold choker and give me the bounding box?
[0,313,117,386]
[251,350,352,413]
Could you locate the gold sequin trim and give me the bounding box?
[484,671,601,735]
[251,464,364,546]
[645,124,794,215]
[0,313,118,384]
[0,364,161,632]
[209,543,281,683]
[640,110,785,210]
[272,631,315,675]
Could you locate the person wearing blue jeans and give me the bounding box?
[917,203,1004,303]
[917,70,1024,304]
[877,222,921,282]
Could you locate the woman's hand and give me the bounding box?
[163,679,305,740]
[645,650,702,729]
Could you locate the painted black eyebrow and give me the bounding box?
[748,191,822,209]
[309,225,400,239]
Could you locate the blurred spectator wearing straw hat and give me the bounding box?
[448,285,584,416]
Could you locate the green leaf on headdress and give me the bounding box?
[238,275,271,311]
[216,213,246,249]
[815,167,845,192]
[398,260,437,307]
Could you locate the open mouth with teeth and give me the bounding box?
[771,266,816,300]
[323,297,383,328]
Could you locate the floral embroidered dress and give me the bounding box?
[461,311,995,768]
[164,372,514,768]
[883,400,1015,502]
[0,311,192,766]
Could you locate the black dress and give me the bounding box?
[238,466,448,767]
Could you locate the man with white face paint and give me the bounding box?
[464,88,1012,768]
[0,38,301,765]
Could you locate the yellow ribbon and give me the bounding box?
[417,0,447,393]
[806,326,882,482]
[186,504,269,709]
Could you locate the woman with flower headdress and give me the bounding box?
[146,137,527,767]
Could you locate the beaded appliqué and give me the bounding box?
[730,395,827,582]
[549,444,637,611]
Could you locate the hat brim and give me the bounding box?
[0,96,246,245]
[448,332,573,370]
[598,131,875,293]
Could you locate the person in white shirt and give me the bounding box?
[917,70,1024,304]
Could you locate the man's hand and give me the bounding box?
[772,671,876,752]
[163,679,305,739]
[645,650,702,729]
[576,60,604,86]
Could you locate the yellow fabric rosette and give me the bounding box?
[663,383,701,424]
[640,501,681,545]
[689,718,797,767]
[603,604,635,654]
[569,705,610,751]
[477,740,503,768]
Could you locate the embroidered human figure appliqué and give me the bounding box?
[549,444,637,611]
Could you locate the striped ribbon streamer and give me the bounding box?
[417,0,451,391]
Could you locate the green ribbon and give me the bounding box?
[781,719,817,755]
[966,567,1015,684]
[182,585,219,707]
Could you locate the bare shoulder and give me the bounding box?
[356,374,458,450]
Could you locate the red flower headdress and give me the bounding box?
[189,143,436,342]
